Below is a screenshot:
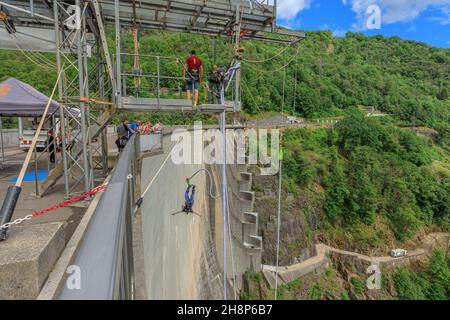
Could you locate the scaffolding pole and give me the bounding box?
[75,0,90,193]
[53,0,70,198]
[234,1,241,113]
[220,110,227,299]
[98,43,109,175]
[115,0,122,106]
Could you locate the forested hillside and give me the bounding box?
[282,111,449,242]
[0,29,449,133]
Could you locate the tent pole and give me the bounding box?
[34,145,40,197]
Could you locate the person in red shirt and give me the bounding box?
[183,50,204,108]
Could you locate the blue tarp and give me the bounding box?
[0,77,60,117]
[7,169,49,182]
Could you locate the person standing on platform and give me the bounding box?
[183,50,204,109]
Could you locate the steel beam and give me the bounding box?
[114,0,121,106]
[91,0,117,96]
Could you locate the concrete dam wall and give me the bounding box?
[139,135,223,299]
[208,131,262,293]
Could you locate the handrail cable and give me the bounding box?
[134,137,182,210]
[225,180,237,299]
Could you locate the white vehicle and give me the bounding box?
[287,116,303,124]
[18,117,52,152]
[390,249,408,258]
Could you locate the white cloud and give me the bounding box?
[277,0,312,20]
[344,0,450,30]
[432,6,450,24]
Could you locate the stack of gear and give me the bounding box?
[0,10,16,34]
[207,65,226,104]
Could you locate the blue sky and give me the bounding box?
[276,0,450,48]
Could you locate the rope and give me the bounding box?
[225,177,237,300]
[220,111,227,299]
[5,23,79,73]
[13,32,57,67]
[133,27,141,90]
[244,43,301,74]
[9,35,54,71]
[274,50,288,300]
[274,151,283,300]
[187,168,219,199]
[243,41,295,64]
[134,137,182,211]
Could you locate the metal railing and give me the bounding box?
[119,53,186,100]
[117,52,236,106]
[58,134,139,300]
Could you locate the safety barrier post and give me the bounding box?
[0,186,22,240]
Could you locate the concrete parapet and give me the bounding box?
[139,134,163,154]
[0,222,65,299]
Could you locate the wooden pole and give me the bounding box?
[15,69,63,187]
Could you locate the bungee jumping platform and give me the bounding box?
[120,97,234,113]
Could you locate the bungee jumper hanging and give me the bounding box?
[171,179,199,216]
[171,168,218,217]
[182,179,196,214]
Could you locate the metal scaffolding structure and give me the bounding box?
[0,0,304,197]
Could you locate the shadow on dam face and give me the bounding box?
[139,135,223,299]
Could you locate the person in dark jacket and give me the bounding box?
[183,183,196,213]
[48,129,55,163]
[115,116,134,152]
